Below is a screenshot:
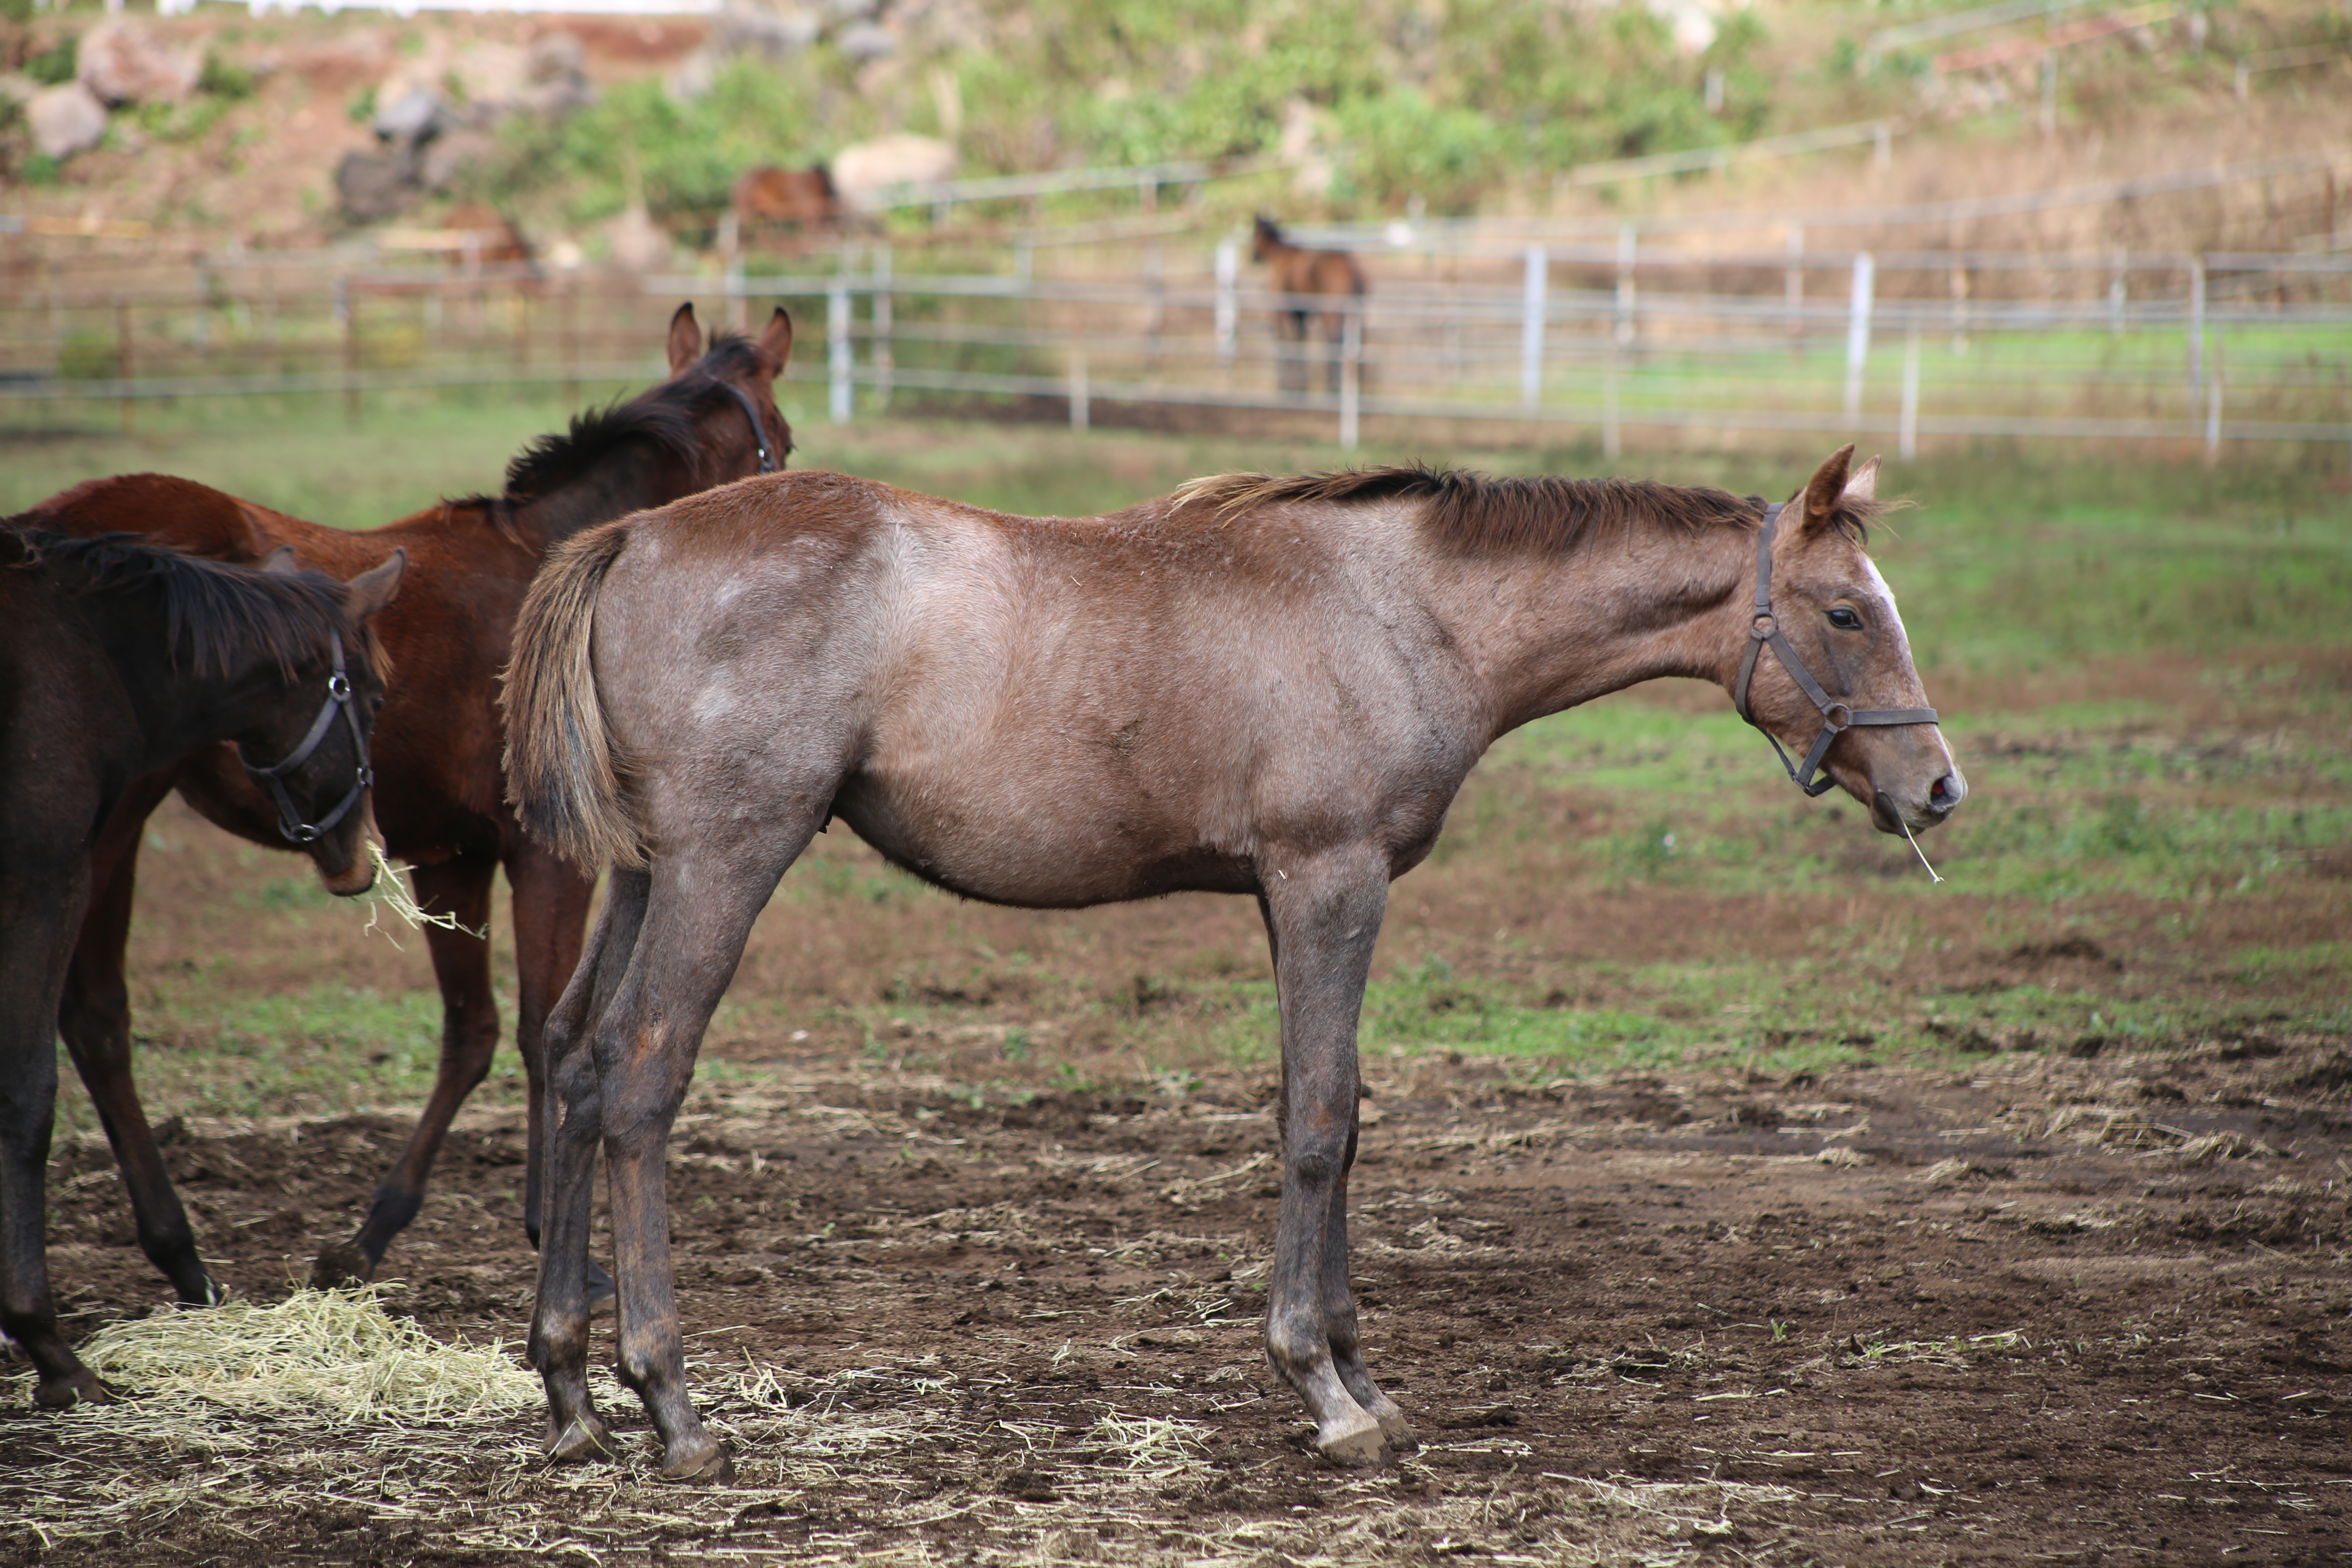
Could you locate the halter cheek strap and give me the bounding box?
[719,382,780,474]
[240,629,374,844]
[1734,501,1940,797]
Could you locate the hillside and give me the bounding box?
[0,0,2347,256]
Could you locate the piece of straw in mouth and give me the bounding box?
[362,838,486,942]
[1900,818,1944,884]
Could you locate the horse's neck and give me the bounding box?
[513,457,690,551]
[1434,522,1748,741]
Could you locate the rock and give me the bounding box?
[836,21,897,61]
[27,82,108,160]
[421,128,499,192]
[76,20,201,106]
[373,86,459,144]
[829,132,956,210]
[714,3,822,60]
[336,143,424,222]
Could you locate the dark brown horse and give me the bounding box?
[1,522,402,1408]
[1252,215,1368,395]
[732,165,840,233]
[500,445,1963,1479]
[21,304,794,1310]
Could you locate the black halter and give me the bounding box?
[1734,501,1940,797]
[719,382,780,474]
[241,628,373,844]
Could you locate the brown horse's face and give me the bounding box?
[1251,216,1281,261]
[1743,450,1966,836]
[663,303,797,486]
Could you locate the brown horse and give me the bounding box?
[2,522,401,1408]
[500,444,1964,1479]
[21,304,795,1311]
[1252,214,1368,395]
[732,165,840,233]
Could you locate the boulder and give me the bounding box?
[602,204,672,272]
[421,128,499,192]
[336,143,425,222]
[76,20,201,106]
[27,81,108,159]
[829,132,956,210]
[836,20,897,61]
[372,85,459,144]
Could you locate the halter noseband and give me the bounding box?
[1734,501,1940,797]
[240,628,373,844]
[719,381,780,474]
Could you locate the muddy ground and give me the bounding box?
[6,1027,2348,1566]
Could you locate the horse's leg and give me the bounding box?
[1320,1109,1417,1449]
[0,855,106,1407]
[312,853,499,1287]
[532,864,650,1464]
[503,839,595,1268]
[1258,852,1396,1466]
[598,827,810,1481]
[57,771,220,1306]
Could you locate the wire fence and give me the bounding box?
[3,226,2347,458]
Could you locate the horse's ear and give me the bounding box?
[1797,444,1857,530]
[666,303,701,375]
[262,545,301,575]
[757,307,794,375]
[1842,455,1881,504]
[344,549,406,620]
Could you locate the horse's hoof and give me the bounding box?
[1376,1414,1420,1454]
[546,1414,615,1464]
[310,1243,374,1291]
[1315,1412,1392,1469]
[659,1435,735,1484]
[36,1370,117,1411]
[587,1260,617,1316]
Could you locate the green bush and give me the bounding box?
[25,33,77,86]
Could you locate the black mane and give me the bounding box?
[457,332,781,513]
[2,521,358,679]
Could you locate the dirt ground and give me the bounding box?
[5,1019,2347,1564]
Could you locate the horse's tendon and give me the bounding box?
[502,521,644,871]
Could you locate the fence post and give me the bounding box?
[1069,349,1088,432]
[829,275,853,425]
[873,244,893,412]
[2205,375,2221,466]
[1784,223,1804,350]
[2186,255,2206,412]
[339,276,361,428]
[1214,237,1238,370]
[1843,252,1875,421]
[2108,248,2127,336]
[1145,241,1165,375]
[717,209,743,333]
[1602,337,1621,461]
[1899,328,1921,461]
[1339,303,1362,451]
[115,295,134,435]
[1614,223,1637,347]
[1519,245,1546,408]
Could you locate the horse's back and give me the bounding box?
[24,474,270,561]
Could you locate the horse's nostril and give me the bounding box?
[1928,772,1964,812]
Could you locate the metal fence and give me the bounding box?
[3,227,2347,458]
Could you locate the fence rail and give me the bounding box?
[2,234,2347,459]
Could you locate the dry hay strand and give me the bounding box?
[1814,1144,1870,1168]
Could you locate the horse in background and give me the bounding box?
[732,165,841,235]
[0,523,403,1409]
[19,304,795,1311]
[1251,214,1368,395]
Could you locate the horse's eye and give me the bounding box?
[371,695,387,712]
[1828,607,1863,630]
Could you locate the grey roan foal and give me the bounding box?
[500,444,1964,1478]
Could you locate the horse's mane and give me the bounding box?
[454,332,781,514]
[2,520,377,680]
[1172,464,1874,553]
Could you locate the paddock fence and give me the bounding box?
[3,216,2348,458]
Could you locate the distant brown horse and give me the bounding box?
[442,203,533,271]
[22,304,794,1312]
[1252,214,1367,395]
[732,165,840,233]
[500,444,1963,1479]
[2,522,402,1408]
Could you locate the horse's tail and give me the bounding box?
[500,519,646,870]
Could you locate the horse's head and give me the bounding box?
[1729,446,1965,837]
[661,301,797,487]
[1252,215,1284,260]
[245,549,406,896]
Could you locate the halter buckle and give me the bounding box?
[1822,702,1852,732]
[1750,614,1775,640]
